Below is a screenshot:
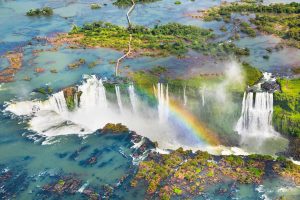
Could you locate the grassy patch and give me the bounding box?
[273,78,300,137]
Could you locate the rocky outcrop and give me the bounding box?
[132,148,300,199]
[0,52,23,83]
[63,87,82,111]
[34,67,45,73]
[99,123,129,134]
[261,81,280,92]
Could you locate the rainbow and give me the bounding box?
[135,83,220,146]
[168,99,220,146]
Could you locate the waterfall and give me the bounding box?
[157,83,169,122]
[199,87,205,107]
[128,84,138,113]
[235,92,277,139]
[115,85,123,113]
[78,75,107,109]
[49,91,68,113]
[183,86,187,106]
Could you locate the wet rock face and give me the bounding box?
[261,81,280,92]
[283,137,300,160]
[63,87,82,111]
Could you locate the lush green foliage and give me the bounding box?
[216,2,300,14]
[240,22,256,37]
[69,21,248,57]
[273,78,300,137]
[26,7,53,16]
[63,87,82,111]
[251,13,300,48]
[202,2,300,47]
[113,0,159,7]
[34,86,53,95]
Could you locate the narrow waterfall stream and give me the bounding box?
[128,84,138,113]
[156,83,169,122]
[115,85,123,113]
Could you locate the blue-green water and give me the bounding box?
[1,0,300,199]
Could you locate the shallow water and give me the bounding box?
[1,0,300,199]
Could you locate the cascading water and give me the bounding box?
[128,84,138,113]
[49,91,68,114]
[78,75,107,108]
[235,92,277,139]
[5,75,269,153]
[235,71,280,142]
[183,86,187,106]
[115,85,123,113]
[199,87,205,107]
[5,76,177,148]
[157,83,169,122]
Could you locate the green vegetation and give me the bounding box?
[90,3,101,9]
[113,0,159,7]
[68,21,251,57]
[248,154,274,161]
[88,61,98,68]
[34,86,53,95]
[68,58,86,69]
[129,61,261,92]
[100,123,129,134]
[132,148,300,198]
[242,62,262,86]
[201,2,300,47]
[240,22,256,37]
[174,1,181,5]
[204,2,300,18]
[252,13,300,48]
[63,87,82,111]
[273,78,300,137]
[173,188,182,195]
[26,7,53,16]
[50,68,58,73]
[220,25,227,32]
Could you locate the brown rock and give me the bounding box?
[35,67,45,73]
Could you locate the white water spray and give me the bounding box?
[157,83,169,122]
[78,75,107,108]
[128,84,138,113]
[236,92,277,139]
[200,87,205,107]
[49,91,68,114]
[115,85,123,113]
[183,86,187,106]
